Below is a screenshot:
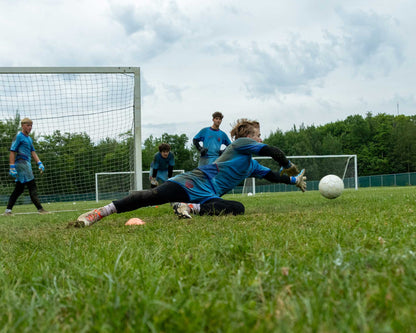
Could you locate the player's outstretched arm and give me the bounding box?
[264,169,307,192]
[279,161,299,177]
[259,145,290,167]
[259,144,300,176]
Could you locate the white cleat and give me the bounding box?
[76,208,104,227]
[172,202,192,219]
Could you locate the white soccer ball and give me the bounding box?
[247,192,253,196]
[319,175,344,199]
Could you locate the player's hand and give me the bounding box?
[294,169,307,192]
[37,161,45,174]
[200,147,208,156]
[150,177,159,187]
[279,161,299,177]
[9,164,17,178]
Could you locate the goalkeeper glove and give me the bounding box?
[291,169,307,192]
[37,161,45,174]
[279,160,299,177]
[9,164,17,178]
[150,177,159,187]
[200,147,208,157]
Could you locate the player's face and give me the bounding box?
[248,128,262,142]
[161,151,169,159]
[212,117,222,128]
[22,123,32,135]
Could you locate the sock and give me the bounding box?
[101,203,117,217]
[188,203,200,214]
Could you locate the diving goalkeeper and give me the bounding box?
[75,118,306,226]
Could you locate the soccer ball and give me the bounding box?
[319,175,344,199]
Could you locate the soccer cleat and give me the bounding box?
[3,210,14,216]
[294,169,307,192]
[172,202,192,219]
[38,208,51,214]
[76,208,104,227]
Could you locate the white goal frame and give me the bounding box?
[95,170,185,202]
[244,154,358,195]
[0,66,143,192]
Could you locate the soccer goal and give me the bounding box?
[0,67,142,204]
[95,170,185,202]
[242,154,358,195]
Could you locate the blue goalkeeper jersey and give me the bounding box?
[150,152,175,182]
[168,137,270,203]
[193,127,231,166]
[10,132,36,183]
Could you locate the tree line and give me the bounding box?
[264,112,416,175]
[1,112,415,196]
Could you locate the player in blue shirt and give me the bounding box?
[149,143,175,188]
[193,111,231,166]
[3,118,49,216]
[75,119,306,227]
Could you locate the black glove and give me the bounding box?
[200,147,208,156]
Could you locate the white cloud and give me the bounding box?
[0,0,415,143]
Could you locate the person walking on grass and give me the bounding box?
[75,118,306,226]
[3,118,49,216]
[193,111,231,166]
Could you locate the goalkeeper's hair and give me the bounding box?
[158,143,171,152]
[230,118,259,140]
[21,117,33,126]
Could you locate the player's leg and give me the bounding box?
[173,198,245,219]
[76,182,189,227]
[5,181,25,214]
[26,179,48,213]
[200,198,245,216]
[114,182,188,213]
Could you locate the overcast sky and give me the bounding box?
[1,0,414,142]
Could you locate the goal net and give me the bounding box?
[95,170,185,202]
[242,155,358,195]
[0,67,142,205]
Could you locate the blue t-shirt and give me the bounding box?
[193,127,231,166]
[168,137,270,203]
[10,132,36,183]
[150,151,175,183]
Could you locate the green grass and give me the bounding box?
[1,187,415,332]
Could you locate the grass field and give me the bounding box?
[1,187,415,332]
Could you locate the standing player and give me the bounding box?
[75,118,306,226]
[3,118,49,216]
[149,143,175,188]
[193,111,231,166]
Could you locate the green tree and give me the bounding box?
[390,115,416,173]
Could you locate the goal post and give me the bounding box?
[0,67,142,204]
[242,154,358,195]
